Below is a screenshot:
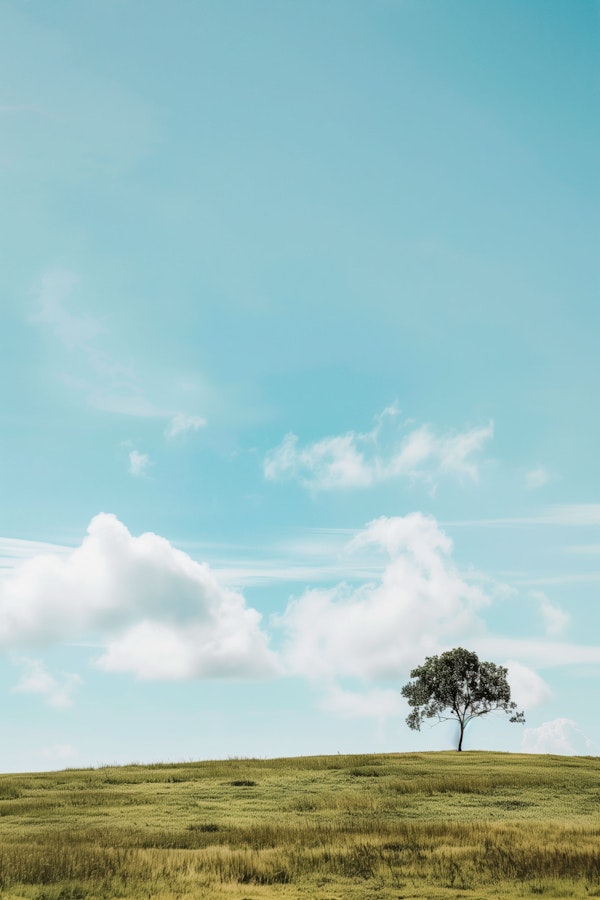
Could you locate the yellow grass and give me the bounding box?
[0,751,598,898]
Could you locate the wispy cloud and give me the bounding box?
[128,449,151,478]
[30,270,106,349]
[0,105,49,114]
[564,544,600,556]
[39,743,78,763]
[265,407,493,491]
[12,659,82,709]
[31,269,157,417]
[532,505,600,526]
[0,534,367,588]
[475,637,600,669]
[525,466,552,490]
[444,504,600,528]
[165,413,206,440]
[0,537,72,575]
[509,574,600,587]
[530,591,570,636]
[320,684,405,724]
[30,269,206,428]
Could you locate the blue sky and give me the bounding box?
[1,0,598,771]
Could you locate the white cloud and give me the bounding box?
[474,637,600,669]
[445,505,600,528]
[265,432,373,489]
[526,466,552,490]
[436,425,495,480]
[165,413,206,439]
[264,409,493,491]
[31,270,212,427]
[564,543,600,556]
[0,537,72,575]
[278,513,489,680]
[503,660,552,710]
[522,718,593,755]
[149,528,387,589]
[320,684,405,722]
[128,449,151,477]
[275,514,599,696]
[31,269,170,419]
[91,388,165,418]
[39,743,78,763]
[0,514,277,681]
[97,618,270,680]
[530,591,570,637]
[512,574,600,586]
[12,659,82,709]
[30,269,105,350]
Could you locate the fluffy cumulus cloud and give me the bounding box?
[12,659,82,709]
[522,718,594,755]
[278,513,489,680]
[0,514,277,680]
[264,407,493,491]
[503,660,552,710]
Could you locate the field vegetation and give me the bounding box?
[0,751,598,899]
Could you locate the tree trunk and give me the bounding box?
[457,722,464,751]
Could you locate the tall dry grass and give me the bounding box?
[0,751,598,898]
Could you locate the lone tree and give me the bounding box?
[401,647,525,751]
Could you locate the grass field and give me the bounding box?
[0,751,598,899]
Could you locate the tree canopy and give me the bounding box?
[401,647,525,751]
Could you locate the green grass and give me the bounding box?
[0,751,598,899]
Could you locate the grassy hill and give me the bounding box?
[0,751,598,899]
